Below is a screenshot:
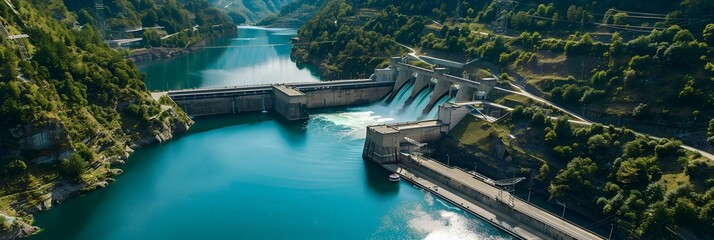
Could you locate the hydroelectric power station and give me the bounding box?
[167,56,496,120]
[166,54,604,239]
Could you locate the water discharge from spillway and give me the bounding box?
[312,81,449,140]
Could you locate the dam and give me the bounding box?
[169,56,498,120]
[169,79,393,120]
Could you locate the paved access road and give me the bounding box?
[496,81,714,162]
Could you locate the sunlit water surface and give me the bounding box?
[32,27,514,240]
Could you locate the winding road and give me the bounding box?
[495,79,714,161]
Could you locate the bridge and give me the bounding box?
[376,57,497,114]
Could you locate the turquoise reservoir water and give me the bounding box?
[31,27,514,239]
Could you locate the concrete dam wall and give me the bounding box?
[178,94,274,117]
[169,79,393,120]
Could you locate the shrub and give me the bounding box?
[4,160,27,176]
[60,153,87,177]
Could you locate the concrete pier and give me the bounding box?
[404,74,430,106]
[422,77,451,114]
[273,85,308,120]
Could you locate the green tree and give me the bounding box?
[545,130,558,145]
[0,50,19,82]
[704,23,714,45]
[591,70,608,86]
[632,103,650,119]
[549,157,598,199]
[60,153,87,177]
[678,76,702,104]
[4,160,27,175]
[553,145,573,161]
[638,201,675,238]
[561,84,582,104]
[613,12,628,25]
[539,163,551,180]
[143,29,162,47]
[616,157,652,185]
[588,134,609,156]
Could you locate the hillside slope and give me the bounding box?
[209,0,292,24]
[0,0,235,237]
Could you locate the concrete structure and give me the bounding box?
[273,85,308,120]
[393,155,604,240]
[169,79,393,119]
[362,102,605,240]
[420,55,466,69]
[380,57,498,114]
[104,38,143,48]
[363,121,446,164]
[168,54,499,120]
[363,103,470,164]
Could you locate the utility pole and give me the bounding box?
[608,223,614,240]
[527,188,531,202]
[456,0,461,19]
[447,154,450,166]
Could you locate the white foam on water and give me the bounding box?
[435,198,462,212]
[408,206,510,240]
[424,191,434,206]
[311,111,394,140]
[231,38,256,41]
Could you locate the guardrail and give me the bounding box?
[169,79,391,100]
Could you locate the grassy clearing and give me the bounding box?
[494,93,532,107]
[449,115,498,149]
[662,173,691,191]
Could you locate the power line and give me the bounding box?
[611,8,668,17]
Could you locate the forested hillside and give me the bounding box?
[292,0,714,238]
[0,0,234,236]
[64,0,235,48]
[294,0,714,143]
[208,0,292,24]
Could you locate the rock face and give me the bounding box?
[8,120,75,165]
[0,101,193,238]
[0,221,39,239]
[131,108,192,150]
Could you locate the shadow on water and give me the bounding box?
[31,145,168,240]
[362,160,400,197]
[31,189,109,240]
[186,112,274,135]
[272,114,309,146]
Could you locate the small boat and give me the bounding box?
[389,173,400,182]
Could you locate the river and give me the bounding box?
[31,26,514,240]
